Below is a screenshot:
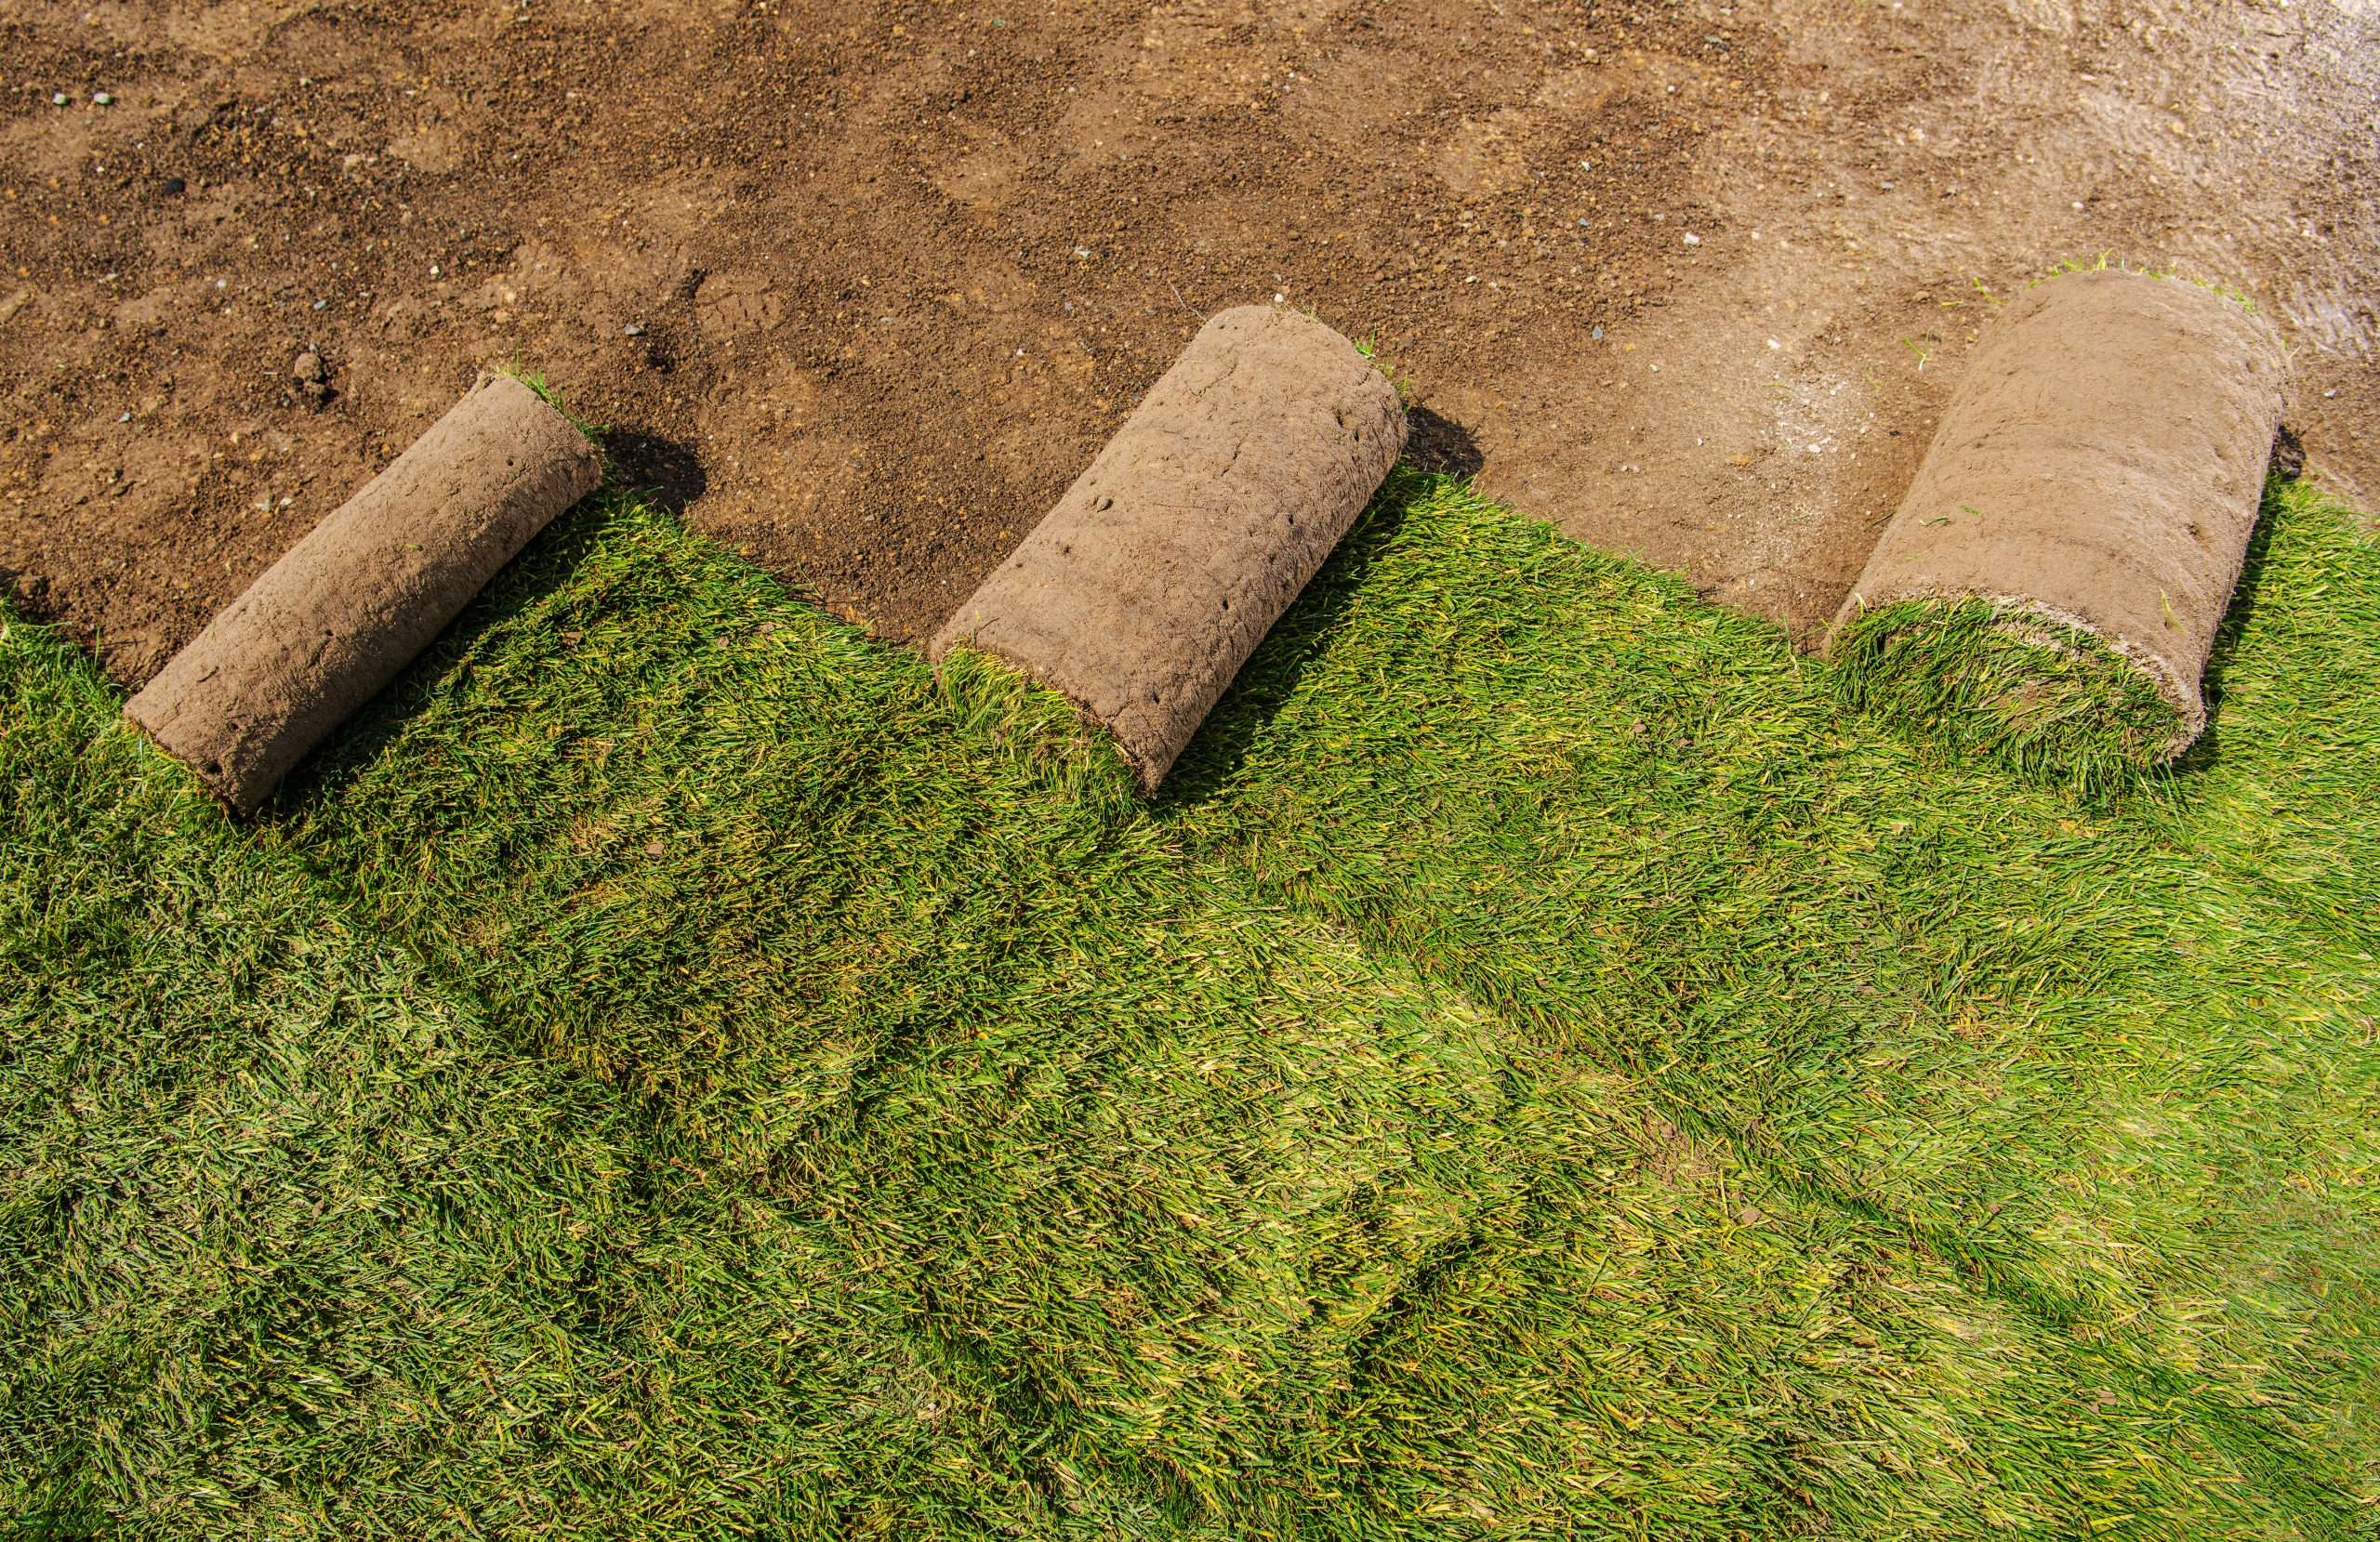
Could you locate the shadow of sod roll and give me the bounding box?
[932,305,1407,794]
[126,372,603,813]
[1829,268,2286,793]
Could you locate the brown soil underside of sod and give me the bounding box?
[2,0,2375,683]
[933,305,1404,792]
[124,372,600,811]
[1834,269,2285,739]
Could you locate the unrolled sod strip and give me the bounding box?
[1829,269,2286,772]
[932,305,1407,792]
[126,372,602,812]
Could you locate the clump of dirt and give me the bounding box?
[935,304,1403,792]
[2,1,2373,683]
[125,372,600,812]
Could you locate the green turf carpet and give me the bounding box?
[4,473,2373,1538]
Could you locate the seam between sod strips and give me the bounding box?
[246,554,1247,1520]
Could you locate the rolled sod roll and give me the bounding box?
[932,305,1407,792]
[1829,269,2285,775]
[126,373,602,812]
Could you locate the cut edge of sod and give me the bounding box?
[1831,588,2196,797]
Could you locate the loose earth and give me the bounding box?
[2,0,2373,681]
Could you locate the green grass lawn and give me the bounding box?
[4,470,2374,1538]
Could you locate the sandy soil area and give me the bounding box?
[3,0,2373,679]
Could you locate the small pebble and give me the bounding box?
[1683,232,1702,245]
[624,323,644,336]
[1592,324,1605,340]
[51,93,69,106]
[93,91,112,106]
[161,175,186,196]
[311,297,328,310]
[117,411,131,423]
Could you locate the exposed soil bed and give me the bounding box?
[3,0,2374,682]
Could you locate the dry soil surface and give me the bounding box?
[4,0,2374,679]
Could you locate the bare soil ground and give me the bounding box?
[3,0,2373,680]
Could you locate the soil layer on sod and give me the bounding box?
[123,373,601,811]
[1831,270,2285,779]
[7,470,2377,1536]
[934,306,1404,791]
[4,4,2374,679]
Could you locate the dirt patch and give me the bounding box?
[1,1,2374,682]
[125,372,599,811]
[1831,269,2283,745]
[934,305,1402,791]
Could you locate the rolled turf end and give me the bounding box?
[1829,267,2284,794]
[1831,594,2193,796]
[932,304,1408,795]
[125,371,603,814]
[930,643,1145,813]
